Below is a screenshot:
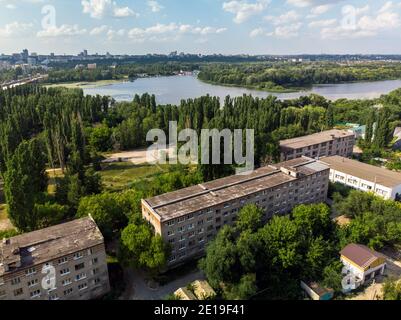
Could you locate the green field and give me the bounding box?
[100,162,168,191]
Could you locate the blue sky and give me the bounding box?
[0,0,401,55]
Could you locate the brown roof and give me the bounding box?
[280,129,354,150]
[174,287,197,300]
[321,156,401,188]
[144,157,329,222]
[340,244,384,269]
[0,217,104,276]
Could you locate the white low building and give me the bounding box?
[340,244,386,293]
[321,156,401,200]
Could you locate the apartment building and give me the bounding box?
[280,129,355,162]
[321,156,401,200]
[142,157,330,266]
[0,217,110,301]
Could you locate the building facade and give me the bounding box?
[142,157,330,266]
[280,129,355,162]
[0,217,110,301]
[340,244,386,292]
[321,156,401,200]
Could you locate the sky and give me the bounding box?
[1,0,401,55]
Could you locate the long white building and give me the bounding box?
[321,156,401,200]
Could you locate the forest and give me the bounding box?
[198,61,401,91]
[46,62,199,83]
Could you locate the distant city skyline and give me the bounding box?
[1,0,401,55]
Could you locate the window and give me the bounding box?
[49,293,59,301]
[27,279,39,288]
[75,263,85,271]
[14,288,23,297]
[30,289,41,299]
[75,273,87,281]
[64,288,73,296]
[11,277,21,285]
[92,257,98,265]
[92,268,100,275]
[78,283,88,291]
[167,220,175,227]
[25,267,36,276]
[73,252,84,260]
[58,257,68,265]
[93,278,101,285]
[60,268,70,276]
[62,279,72,286]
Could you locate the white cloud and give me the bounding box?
[249,27,265,37]
[0,21,33,37]
[310,4,332,15]
[37,25,87,38]
[107,28,125,40]
[147,0,163,13]
[265,10,300,25]
[273,23,303,38]
[222,0,270,24]
[81,0,138,19]
[128,23,227,42]
[287,0,343,7]
[90,25,109,35]
[250,23,302,38]
[320,4,400,40]
[308,18,336,28]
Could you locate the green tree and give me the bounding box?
[3,140,48,231]
[77,192,129,240]
[236,204,263,233]
[120,223,169,272]
[365,109,376,145]
[89,124,113,152]
[383,279,401,300]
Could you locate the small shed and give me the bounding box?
[192,280,216,300]
[174,287,197,300]
[300,281,334,301]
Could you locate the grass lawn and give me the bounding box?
[100,162,169,192]
[45,162,170,193]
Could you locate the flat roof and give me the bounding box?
[321,155,401,188]
[280,129,354,150]
[144,157,329,222]
[0,217,104,276]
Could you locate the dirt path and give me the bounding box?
[104,146,176,165]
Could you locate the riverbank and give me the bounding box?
[45,78,127,89]
[197,78,302,93]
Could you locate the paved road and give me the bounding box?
[121,268,206,300]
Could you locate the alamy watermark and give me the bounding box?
[146,122,255,175]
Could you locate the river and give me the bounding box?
[82,75,401,105]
